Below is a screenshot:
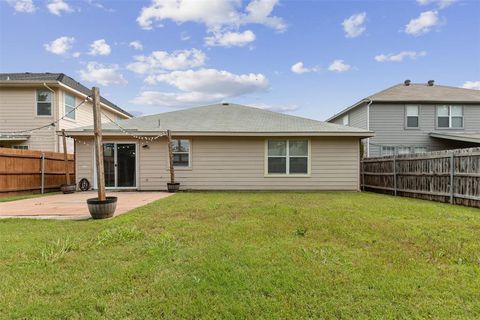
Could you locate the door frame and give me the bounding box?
[93,141,139,190]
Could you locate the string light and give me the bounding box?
[0,96,91,136]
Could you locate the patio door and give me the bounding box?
[102,143,137,189]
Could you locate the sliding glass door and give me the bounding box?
[101,143,136,188]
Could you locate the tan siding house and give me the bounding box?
[0,73,132,152]
[69,104,373,191]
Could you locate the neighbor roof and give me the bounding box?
[327,83,480,122]
[0,73,132,117]
[430,132,480,144]
[66,103,373,137]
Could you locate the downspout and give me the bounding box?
[366,97,373,157]
[43,83,58,151]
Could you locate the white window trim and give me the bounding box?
[64,93,76,121]
[35,89,53,117]
[342,114,349,126]
[170,139,192,170]
[264,139,311,177]
[405,105,420,129]
[436,105,464,129]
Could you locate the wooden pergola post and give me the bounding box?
[61,129,71,185]
[167,130,175,184]
[92,87,106,201]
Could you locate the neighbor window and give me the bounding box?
[13,145,28,150]
[171,139,190,167]
[405,105,419,128]
[381,145,428,156]
[437,105,463,128]
[381,146,395,156]
[342,114,349,126]
[267,139,309,175]
[36,90,52,116]
[64,93,76,120]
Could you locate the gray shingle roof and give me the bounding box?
[327,83,480,122]
[0,72,132,117]
[68,103,372,136]
[370,83,480,102]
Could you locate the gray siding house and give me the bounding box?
[327,80,480,157]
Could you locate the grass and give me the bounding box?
[0,192,479,319]
[0,192,59,203]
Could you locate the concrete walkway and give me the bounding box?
[0,191,173,220]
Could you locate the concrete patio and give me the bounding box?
[0,191,173,220]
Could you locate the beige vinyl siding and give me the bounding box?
[75,138,94,184]
[57,89,124,153]
[0,87,57,150]
[75,136,361,191]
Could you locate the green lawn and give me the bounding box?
[1,192,479,319]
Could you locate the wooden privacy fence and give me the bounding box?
[0,147,75,197]
[361,147,480,208]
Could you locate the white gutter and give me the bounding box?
[62,130,375,138]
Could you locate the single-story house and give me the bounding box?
[65,103,374,191]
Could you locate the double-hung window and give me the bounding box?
[342,114,349,126]
[405,105,419,128]
[437,105,463,129]
[64,93,76,120]
[266,139,309,175]
[36,90,52,116]
[171,139,190,167]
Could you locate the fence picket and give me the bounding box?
[361,147,480,208]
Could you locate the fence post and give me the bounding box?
[361,159,365,191]
[450,153,454,204]
[41,152,45,194]
[393,155,397,196]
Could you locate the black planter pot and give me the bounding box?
[87,196,118,219]
[167,182,180,193]
[60,184,76,194]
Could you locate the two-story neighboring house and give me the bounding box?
[0,73,132,152]
[327,80,480,157]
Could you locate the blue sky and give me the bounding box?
[1,0,479,120]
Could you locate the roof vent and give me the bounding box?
[427,80,434,86]
[222,102,229,106]
[404,79,411,86]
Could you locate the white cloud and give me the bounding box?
[205,30,256,47]
[88,39,111,56]
[375,50,427,62]
[6,0,35,13]
[132,68,269,107]
[127,49,206,75]
[251,103,300,113]
[291,62,314,74]
[72,52,81,58]
[416,0,457,9]
[79,62,127,86]
[136,0,286,32]
[342,12,366,38]
[328,60,351,73]
[462,81,480,90]
[47,0,73,16]
[44,36,75,55]
[405,10,439,35]
[129,41,143,50]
